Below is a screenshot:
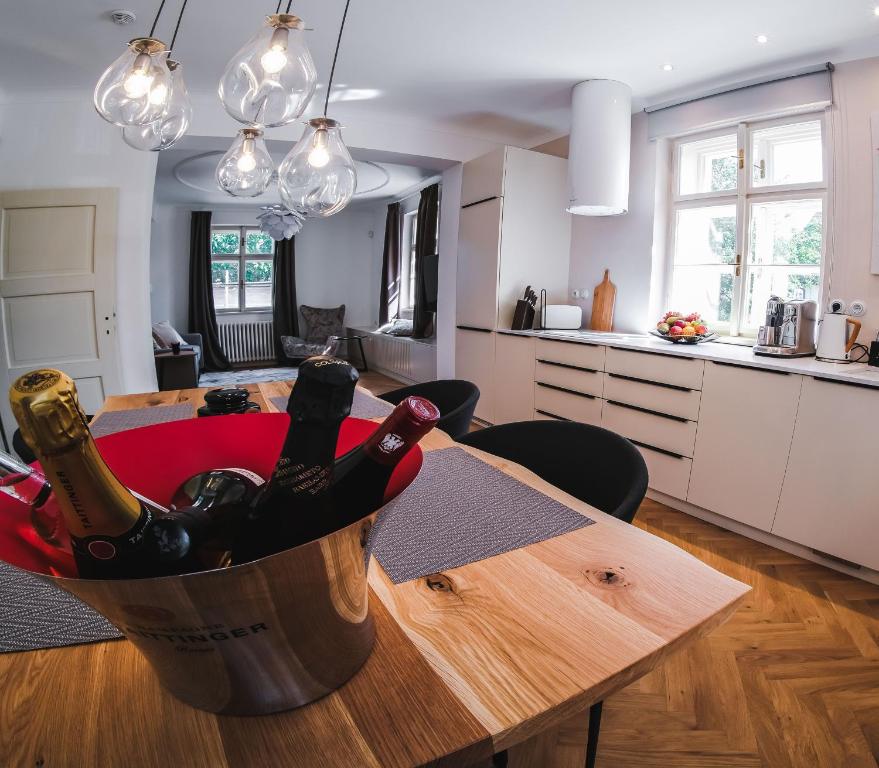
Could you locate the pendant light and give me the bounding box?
[94,0,175,127]
[218,2,317,128]
[216,128,274,197]
[121,0,192,151]
[278,0,357,218]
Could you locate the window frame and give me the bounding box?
[399,210,418,314]
[665,111,828,338]
[210,225,275,315]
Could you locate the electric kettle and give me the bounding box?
[816,301,862,363]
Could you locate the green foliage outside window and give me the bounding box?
[211,232,239,254]
[246,231,274,254]
[711,157,737,192]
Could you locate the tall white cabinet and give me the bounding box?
[455,146,571,423]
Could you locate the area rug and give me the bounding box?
[199,367,299,386]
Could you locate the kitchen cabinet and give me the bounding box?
[534,382,603,425]
[773,378,879,570]
[687,362,802,532]
[455,328,495,423]
[455,198,502,330]
[494,333,536,424]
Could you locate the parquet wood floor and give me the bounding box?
[510,499,879,768]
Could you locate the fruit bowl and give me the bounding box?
[652,311,717,344]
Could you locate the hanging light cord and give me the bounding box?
[324,0,352,115]
[285,0,294,13]
[169,0,189,50]
[275,0,283,14]
[148,0,168,38]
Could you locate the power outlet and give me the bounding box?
[571,288,588,299]
[850,300,867,317]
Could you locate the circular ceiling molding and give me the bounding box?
[172,151,390,197]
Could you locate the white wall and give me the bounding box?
[0,94,158,394]
[150,204,383,331]
[437,165,463,378]
[537,57,879,339]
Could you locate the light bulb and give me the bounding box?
[217,128,274,197]
[149,80,168,105]
[94,38,169,126]
[308,129,330,167]
[278,118,357,218]
[218,14,316,127]
[121,60,192,151]
[260,27,290,74]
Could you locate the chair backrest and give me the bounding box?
[299,305,346,343]
[379,379,480,441]
[458,421,648,522]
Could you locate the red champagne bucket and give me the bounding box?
[0,414,422,715]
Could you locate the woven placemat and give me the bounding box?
[89,403,194,437]
[368,447,594,584]
[0,562,121,653]
[270,389,395,421]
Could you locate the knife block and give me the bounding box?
[511,300,535,330]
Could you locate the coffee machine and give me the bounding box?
[753,296,817,357]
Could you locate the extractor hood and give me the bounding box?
[567,79,632,216]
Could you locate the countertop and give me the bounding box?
[498,328,879,388]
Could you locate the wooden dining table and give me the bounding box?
[0,382,750,767]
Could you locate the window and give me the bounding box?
[210,227,274,313]
[399,210,418,312]
[666,115,826,336]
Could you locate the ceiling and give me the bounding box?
[2,1,878,145]
[153,136,439,206]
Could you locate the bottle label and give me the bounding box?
[272,457,330,495]
[12,369,62,394]
[218,467,266,487]
[377,433,406,455]
[72,504,152,562]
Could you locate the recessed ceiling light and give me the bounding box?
[874,5,879,15]
[756,34,769,44]
[662,63,674,72]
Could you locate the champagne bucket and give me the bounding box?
[40,513,376,715]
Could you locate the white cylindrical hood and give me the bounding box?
[567,80,632,216]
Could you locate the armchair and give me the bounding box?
[280,304,346,363]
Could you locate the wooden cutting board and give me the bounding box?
[590,269,616,331]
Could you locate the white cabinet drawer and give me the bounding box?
[603,372,701,421]
[606,347,704,390]
[534,383,602,426]
[602,399,698,458]
[534,361,604,397]
[631,441,692,500]
[535,338,605,371]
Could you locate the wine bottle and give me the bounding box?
[330,396,440,529]
[9,369,202,579]
[231,355,359,564]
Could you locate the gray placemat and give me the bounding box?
[369,447,595,584]
[270,389,395,421]
[0,562,121,653]
[89,403,194,437]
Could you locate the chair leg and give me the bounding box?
[356,337,369,372]
[491,749,508,767]
[584,700,603,768]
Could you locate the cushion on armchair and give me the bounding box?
[300,304,345,343]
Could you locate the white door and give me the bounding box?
[455,328,495,423]
[687,362,802,531]
[0,189,120,447]
[456,198,502,330]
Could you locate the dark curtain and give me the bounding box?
[379,203,401,325]
[187,211,230,371]
[412,183,440,338]
[272,236,298,361]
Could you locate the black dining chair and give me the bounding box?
[459,420,648,768]
[379,379,480,440]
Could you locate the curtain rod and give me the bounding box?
[644,62,834,114]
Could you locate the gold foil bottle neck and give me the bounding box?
[9,369,90,456]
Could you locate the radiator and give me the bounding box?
[218,320,275,365]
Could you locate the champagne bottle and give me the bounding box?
[9,369,203,579]
[330,396,440,528]
[232,355,359,564]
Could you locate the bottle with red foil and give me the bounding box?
[330,396,440,529]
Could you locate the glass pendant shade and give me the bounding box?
[121,60,192,151]
[278,118,357,218]
[94,38,173,126]
[218,14,317,128]
[216,128,274,197]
